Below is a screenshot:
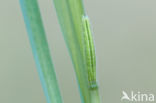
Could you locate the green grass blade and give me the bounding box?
[52,0,101,103]
[52,0,91,103]
[19,0,63,103]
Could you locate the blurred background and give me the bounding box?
[0,0,156,103]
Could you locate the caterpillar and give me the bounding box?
[82,16,97,89]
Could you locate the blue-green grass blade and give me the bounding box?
[19,0,63,103]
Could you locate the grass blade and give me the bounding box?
[52,0,90,103]
[52,0,100,103]
[19,0,63,103]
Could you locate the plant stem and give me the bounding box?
[90,88,100,103]
[19,0,63,103]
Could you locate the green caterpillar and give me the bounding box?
[82,16,97,89]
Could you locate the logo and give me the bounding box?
[121,91,155,102]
